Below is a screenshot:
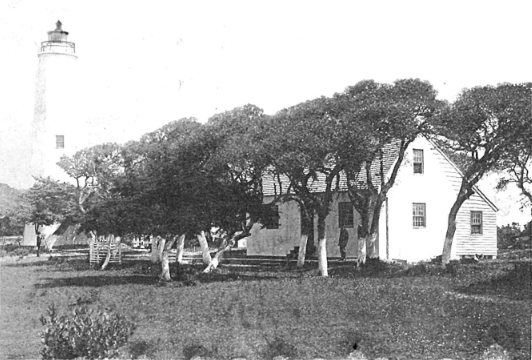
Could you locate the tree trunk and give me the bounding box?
[100,235,113,270]
[317,216,328,277]
[35,223,41,257]
[158,237,166,259]
[357,236,366,267]
[297,235,308,268]
[203,229,251,273]
[441,201,462,266]
[175,234,185,264]
[197,231,212,265]
[150,236,161,263]
[203,238,230,273]
[301,212,316,256]
[442,182,474,266]
[159,235,180,281]
[366,232,378,259]
[36,236,42,258]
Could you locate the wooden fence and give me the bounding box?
[89,237,122,265]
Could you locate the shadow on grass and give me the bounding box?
[455,263,532,301]
[35,274,157,288]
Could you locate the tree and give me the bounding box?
[265,97,344,276]
[496,93,532,208]
[200,104,275,273]
[58,143,125,232]
[435,83,532,265]
[335,79,442,265]
[0,183,30,236]
[58,143,129,269]
[118,118,205,279]
[23,177,76,256]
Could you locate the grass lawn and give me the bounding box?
[0,252,530,360]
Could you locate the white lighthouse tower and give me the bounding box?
[30,21,84,183]
[24,21,85,247]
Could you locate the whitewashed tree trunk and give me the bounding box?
[100,235,113,270]
[159,236,179,281]
[175,234,185,264]
[203,240,229,273]
[297,235,308,268]
[366,232,378,259]
[197,231,212,265]
[357,235,367,266]
[203,229,249,273]
[158,237,166,259]
[317,237,328,277]
[150,236,161,263]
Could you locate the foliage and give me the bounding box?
[0,183,28,236]
[434,82,532,264]
[337,79,443,262]
[265,96,347,273]
[23,176,76,230]
[39,303,136,360]
[495,103,532,209]
[58,143,126,236]
[498,222,531,249]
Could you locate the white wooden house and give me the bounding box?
[246,136,498,262]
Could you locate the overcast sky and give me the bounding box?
[0,0,530,224]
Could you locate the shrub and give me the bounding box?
[262,336,298,359]
[40,303,136,360]
[182,343,214,360]
[10,246,32,257]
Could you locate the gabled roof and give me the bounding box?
[428,138,498,212]
[262,136,499,213]
[262,140,401,196]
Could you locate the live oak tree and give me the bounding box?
[58,143,124,229]
[200,104,274,273]
[58,143,127,269]
[119,118,206,280]
[435,83,532,265]
[265,97,344,276]
[335,79,442,265]
[23,176,76,256]
[496,91,532,208]
[116,108,272,279]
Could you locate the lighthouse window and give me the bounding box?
[56,135,64,149]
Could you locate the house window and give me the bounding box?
[56,135,64,149]
[471,211,483,234]
[338,202,354,228]
[413,203,426,228]
[413,149,424,174]
[263,205,279,229]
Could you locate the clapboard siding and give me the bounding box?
[453,192,497,256]
[431,145,498,257]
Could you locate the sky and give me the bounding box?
[0,0,530,225]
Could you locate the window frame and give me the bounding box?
[56,135,65,149]
[338,202,354,228]
[413,149,424,174]
[412,203,426,228]
[471,211,483,235]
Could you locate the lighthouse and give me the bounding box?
[23,21,85,247]
[29,20,84,183]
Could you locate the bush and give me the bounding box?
[10,246,32,257]
[40,304,136,360]
[261,336,298,359]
